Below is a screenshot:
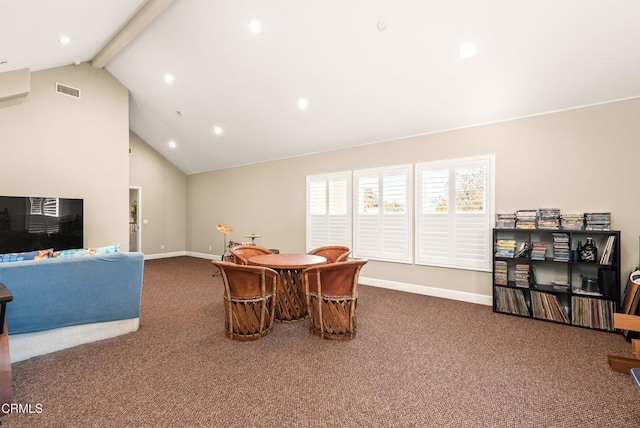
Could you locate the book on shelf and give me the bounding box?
[495,287,529,316]
[531,290,569,323]
[598,235,616,265]
[571,296,615,330]
[495,239,516,258]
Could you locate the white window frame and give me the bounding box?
[415,155,495,271]
[353,164,413,263]
[305,171,352,252]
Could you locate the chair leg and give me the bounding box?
[308,294,356,340]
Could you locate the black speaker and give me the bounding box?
[598,268,617,300]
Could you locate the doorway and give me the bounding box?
[129,187,142,252]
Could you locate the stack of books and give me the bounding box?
[494,260,508,285]
[530,242,548,260]
[515,209,538,229]
[515,263,530,287]
[585,212,611,230]
[560,213,585,230]
[552,233,570,262]
[495,239,516,258]
[496,213,516,229]
[599,235,616,265]
[537,208,560,229]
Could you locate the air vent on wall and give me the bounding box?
[56,82,81,99]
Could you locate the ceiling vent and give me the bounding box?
[56,82,81,99]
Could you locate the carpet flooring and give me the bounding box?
[3,256,640,427]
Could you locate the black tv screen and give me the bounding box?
[0,196,83,253]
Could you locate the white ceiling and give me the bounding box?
[2,0,640,175]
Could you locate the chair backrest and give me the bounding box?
[303,259,368,297]
[308,246,352,264]
[212,260,278,298]
[229,245,273,265]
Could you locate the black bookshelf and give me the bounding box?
[492,228,621,332]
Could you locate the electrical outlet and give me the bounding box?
[209,246,212,251]
[161,244,165,250]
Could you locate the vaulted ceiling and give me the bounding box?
[3,0,640,174]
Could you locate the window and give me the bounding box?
[306,172,352,251]
[415,155,494,270]
[353,165,412,263]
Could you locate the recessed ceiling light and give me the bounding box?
[249,20,262,34]
[297,98,309,110]
[164,74,175,84]
[213,126,223,135]
[459,42,477,59]
[59,36,71,44]
[169,141,176,148]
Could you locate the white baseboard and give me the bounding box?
[9,318,140,363]
[359,276,492,306]
[186,251,220,260]
[144,251,187,260]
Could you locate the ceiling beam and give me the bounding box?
[91,0,176,69]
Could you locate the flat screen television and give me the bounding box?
[0,196,83,253]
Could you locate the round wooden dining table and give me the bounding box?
[248,253,326,322]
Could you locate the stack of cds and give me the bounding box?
[530,242,548,260]
[515,263,530,287]
[560,214,585,230]
[552,233,570,262]
[515,209,538,229]
[496,213,516,228]
[494,260,508,285]
[537,208,560,229]
[585,212,611,230]
[495,239,516,258]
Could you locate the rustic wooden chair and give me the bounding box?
[212,261,278,340]
[303,259,367,340]
[229,245,273,265]
[308,245,352,263]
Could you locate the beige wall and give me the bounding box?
[129,132,187,255]
[187,98,640,297]
[0,64,130,250]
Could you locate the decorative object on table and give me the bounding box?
[303,259,368,340]
[230,245,272,265]
[308,245,352,263]
[211,261,278,341]
[216,223,233,261]
[244,234,262,245]
[580,237,597,262]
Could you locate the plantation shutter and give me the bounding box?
[416,156,494,270]
[306,172,352,252]
[353,165,412,263]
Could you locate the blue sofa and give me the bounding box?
[0,252,144,362]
